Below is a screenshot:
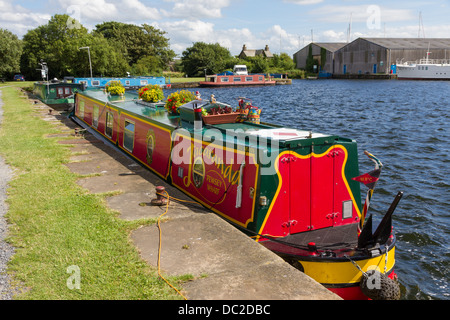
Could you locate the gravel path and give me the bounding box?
[0,89,15,300]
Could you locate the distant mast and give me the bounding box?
[418,11,426,38]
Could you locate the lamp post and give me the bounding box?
[79,46,93,78]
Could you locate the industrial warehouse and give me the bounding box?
[294,38,450,78]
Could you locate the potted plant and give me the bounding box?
[138,84,164,103]
[164,90,196,115]
[105,80,125,96]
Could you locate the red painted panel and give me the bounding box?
[310,148,334,230]
[289,151,311,234]
[333,146,354,226]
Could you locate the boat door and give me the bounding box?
[288,145,338,234]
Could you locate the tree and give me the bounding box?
[21,14,89,79]
[246,56,269,73]
[131,55,163,76]
[20,15,129,79]
[94,22,175,71]
[0,29,22,79]
[181,42,233,77]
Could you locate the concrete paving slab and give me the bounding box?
[130,214,338,300]
[107,192,206,221]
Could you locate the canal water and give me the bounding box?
[166,79,449,300]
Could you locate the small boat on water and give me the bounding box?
[71,89,402,300]
[200,73,276,87]
[396,51,450,80]
[33,80,85,109]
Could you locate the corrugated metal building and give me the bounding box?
[333,38,450,75]
[293,42,346,74]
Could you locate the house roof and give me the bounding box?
[240,45,273,58]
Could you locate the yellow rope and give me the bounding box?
[156,190,187,300]
[156,191,198,204]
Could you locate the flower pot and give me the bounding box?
[202,112,240,125]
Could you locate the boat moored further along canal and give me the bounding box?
[71,88,402,300]
[33,79,85,109]
[200,72,276,87]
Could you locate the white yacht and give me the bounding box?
[396,52,450,80]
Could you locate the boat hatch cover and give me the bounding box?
[245,128,338,146]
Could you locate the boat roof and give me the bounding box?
[80,89,344,148]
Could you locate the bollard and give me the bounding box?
[151,186,168,206]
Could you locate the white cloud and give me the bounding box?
[56,0,160,23]
[162,0,231,19]
[309,5,415,23]
[0,0,51,36]
[283,0,323,5]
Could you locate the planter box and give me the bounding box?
[202,112,240,125]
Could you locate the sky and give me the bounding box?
[1,0,449,57]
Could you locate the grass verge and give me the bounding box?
[0,86,188,299]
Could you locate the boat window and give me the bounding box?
[105,111,113,137]
[125,80,131,86]
[57,88,63,95]
[259,76,263,81]
[146,129,155,165]
[93,105,99,128]
[342,200,353,219]
[192,157,205,188]
[140,80,148,85]
[124,120,135,152]
[234,77,242,82]
[246,77,253,82]
[79,101,85,118]
[221,77,229,82]
[65,87,71,95]
[92,80,100,86]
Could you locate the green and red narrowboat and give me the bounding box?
[71,89,402,300]
[33,80,85,109]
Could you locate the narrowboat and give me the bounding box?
[73,76,167,89]
[33,80,85,109]
[71,89,402,300]
[200,73,276,87]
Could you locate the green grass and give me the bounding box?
[0,86,188,299]
[167,77,204,83]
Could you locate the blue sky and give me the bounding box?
[1,0,449,56]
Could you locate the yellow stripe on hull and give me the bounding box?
[300,246,395,285]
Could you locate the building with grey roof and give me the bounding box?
[333,38,450,75]
[293,42,346,74]
[294,38,450,76]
